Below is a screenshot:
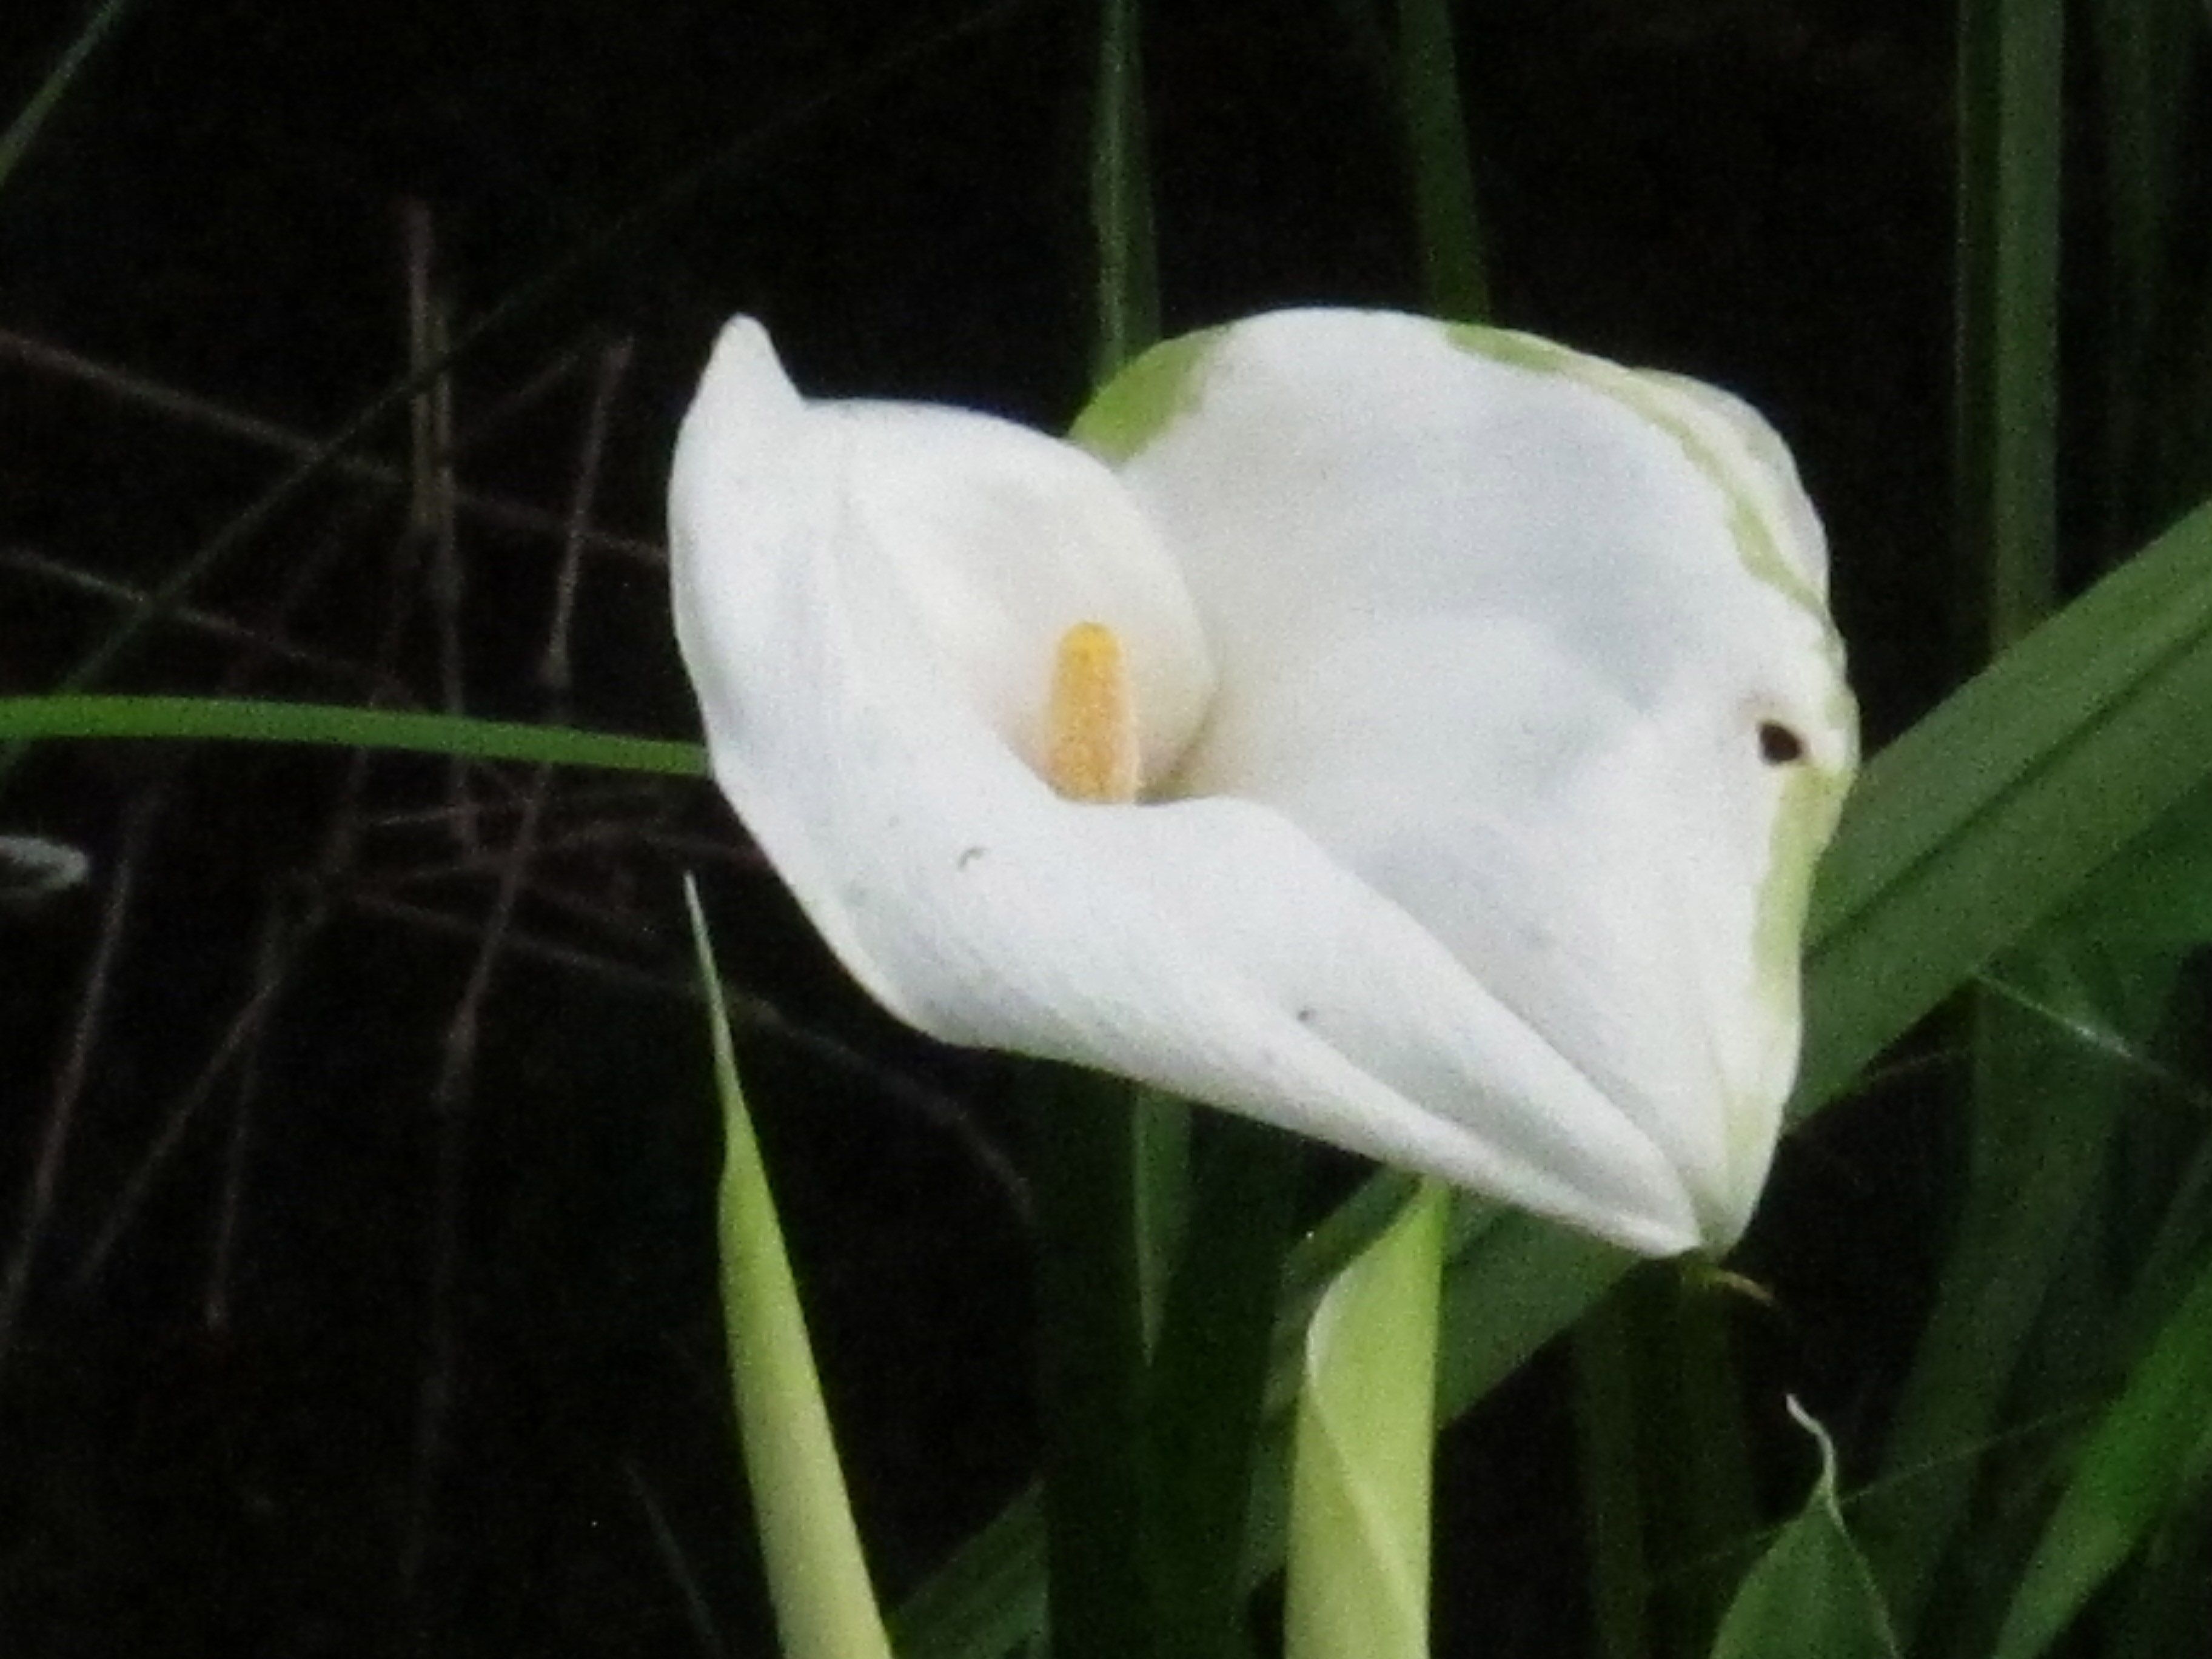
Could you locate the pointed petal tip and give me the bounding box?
[704,313,779,375]
[683,315,804,444]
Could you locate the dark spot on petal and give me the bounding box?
[1295,1006,1318,1025]
[1758,722,1805,765]
[957,846,987,870]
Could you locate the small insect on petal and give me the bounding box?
[1045,621,1141,804]
[1757,722,1806,765]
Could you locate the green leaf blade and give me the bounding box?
[1708,1405,1900,1659]
[1798,495,2212,1115]
[685,879,894,1659]
[0,694,707,777]
[1285,1181,1449,1659]
[1989,1246,2212,1659]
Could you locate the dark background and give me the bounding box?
[0,1,1956,1654]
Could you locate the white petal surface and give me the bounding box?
[1106,310,1855,1242]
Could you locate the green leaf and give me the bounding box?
[1708,1404,1900,1659]
[1284,1181,1448,1659]
[1989,1244,2212,1659]
[2060,775,2212,942]
[0,695,707,777]
[1798,493,2212,1114]
[683,879,894,1659]
[1856,943,2184,1636]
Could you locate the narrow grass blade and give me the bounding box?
[1888,4,2066,1631]
[1708,1403,1900,1659]
[682,879,894,1659]
[2084,0,2209,546]
[1649,1275,1760,1648]
[1143,1117,1304,1659]
[0,694,706,777]
[1989,1244,2212,1659]
[0,0,142,198]
[1954,0,2062,651]
[1393,0,1487,320]
[1569,1267,1762,1659]
[1570,1291,1651,1659]
[888,1492,1047,1659]
[1091,0,1158,380]
[2097,1489,2212,1657]
[1029,1063,1156,1659]
[1284,1181,1447,1659]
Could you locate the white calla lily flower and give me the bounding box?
[670,307,1855,1257]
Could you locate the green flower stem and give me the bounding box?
[1030,1063,1160,1659]
[1570,1268,1757,1659]
[1654,1276,1758,1646]
[1394,0,1487,321]
[1144,1116,1304,1659]
[1571,1292,1651,1659]
[1030,1071,1301,1659]
[1090,0,1159,381]
[1954,0,2062,654]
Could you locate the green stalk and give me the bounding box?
[1570,1293,1651,1659]
[1862,0,2067,1643]
[1572,1268,1758,1659]
[1393,0,1487,320]
[1091,0,1159,380]
[1030,1064,1158,1659]
[2084,0,2206,546]
[1643,1274,1758,1654]
[1954,0,2063,654]
[1144,1118,1304,1659]
[1027,9,1176,1654]
[0,0,143,198]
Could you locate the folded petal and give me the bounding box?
[1086,309,1857,1244]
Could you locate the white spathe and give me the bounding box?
[670,308,1855,1257]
